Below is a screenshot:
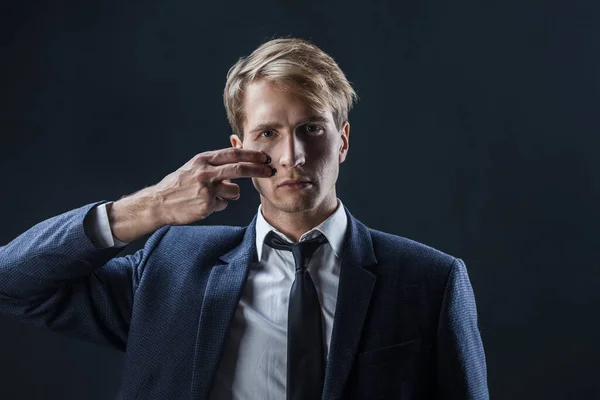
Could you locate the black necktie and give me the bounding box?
[263,230,329,400]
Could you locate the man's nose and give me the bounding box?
[278,134,306,168]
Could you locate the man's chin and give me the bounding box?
[265,194,319,214]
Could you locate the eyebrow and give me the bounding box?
[248,114,329,134]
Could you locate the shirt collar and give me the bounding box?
[255,198,347,262]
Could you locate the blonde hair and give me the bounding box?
[223,37,358,140]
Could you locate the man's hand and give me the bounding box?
[107,148,274,243]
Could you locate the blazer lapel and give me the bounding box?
[322,206,378,400]
[190,215,258,400]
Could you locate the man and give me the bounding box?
[0,38,489,399]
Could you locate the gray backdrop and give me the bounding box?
[1,0,598,398]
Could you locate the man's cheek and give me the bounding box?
[251,178,268,196]
[251,177,260,192]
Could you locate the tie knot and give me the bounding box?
[264,230,328,270]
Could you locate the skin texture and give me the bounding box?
[230,79,350,242]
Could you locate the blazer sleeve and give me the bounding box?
[0,200,170,352]
[435,257,489,399]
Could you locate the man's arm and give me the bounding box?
[0,200,169,351]
[436,258,489,399]
[0,147,274,351]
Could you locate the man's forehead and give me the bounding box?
[242,80,332,131]
[248,103,327,122]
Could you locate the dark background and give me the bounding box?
[1,0,598,398]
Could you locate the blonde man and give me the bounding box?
[0,38,488,399]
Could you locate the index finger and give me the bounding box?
[215,162,275,181]
[207,147,269,166]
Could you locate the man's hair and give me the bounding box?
[223,37,358,141]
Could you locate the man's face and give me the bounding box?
[230,79,349,214]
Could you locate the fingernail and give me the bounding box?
[270,167,277,176]
[264,154,271,164]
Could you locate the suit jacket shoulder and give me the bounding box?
[152,224,246,260]
[367,227,457,285]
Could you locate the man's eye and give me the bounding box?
[260,131,274,138]
[305,124,323,134]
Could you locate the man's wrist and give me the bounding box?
[106,191,164,243]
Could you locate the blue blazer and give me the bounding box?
[0,200,489,399]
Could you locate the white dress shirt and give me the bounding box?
[86,198,348,400]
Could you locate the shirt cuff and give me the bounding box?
[86,201,130,249]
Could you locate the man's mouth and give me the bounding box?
[277,179,312,187]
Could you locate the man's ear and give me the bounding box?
[230,133,243,149]
[339,121,350,164]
